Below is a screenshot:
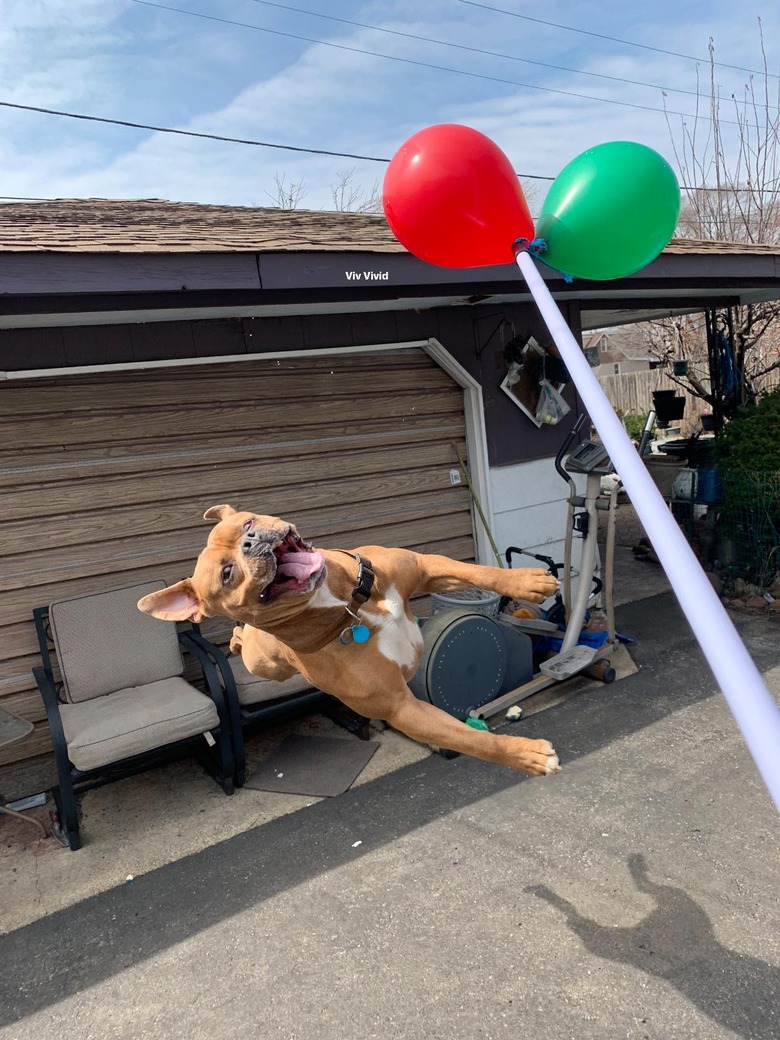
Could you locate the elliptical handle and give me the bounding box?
[637,409,656,456]
[555,413,587,483]
[505,546,560,579]
[505,545,523,568]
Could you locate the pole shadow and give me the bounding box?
[527,854,780,1040]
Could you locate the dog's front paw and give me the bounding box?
[513,567,559,603]
[506,737,561,776]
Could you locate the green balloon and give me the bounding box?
[535,141,680,281]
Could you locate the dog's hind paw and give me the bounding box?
[229,625,244,655]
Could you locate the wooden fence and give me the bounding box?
[597,368,780,421]
[596,370,703,423]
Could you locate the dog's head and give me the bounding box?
[137,505,327,623]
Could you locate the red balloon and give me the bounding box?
[383,124,533,268]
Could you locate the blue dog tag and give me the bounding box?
[352,624,371,644]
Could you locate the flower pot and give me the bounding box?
[652,392,686,423]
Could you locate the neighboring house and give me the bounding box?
[2,199,780,772]
[584,326,656,375]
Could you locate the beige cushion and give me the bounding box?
[228,654,314,707]
[59,677,219,772]
[50,581,184,703]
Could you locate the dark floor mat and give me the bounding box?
[244,735,380,797]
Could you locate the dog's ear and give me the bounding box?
[204,504,238,522]
[137,579,206,622]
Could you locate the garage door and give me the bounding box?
[0,347,476,765]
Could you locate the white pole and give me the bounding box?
[516,248,780,814]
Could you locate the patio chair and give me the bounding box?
[182,628,327,788]
[32,580,235,851]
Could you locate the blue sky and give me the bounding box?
[1,0,779,212]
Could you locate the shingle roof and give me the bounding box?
[0,198,778,257]
[0,199,403,253]
[663,237,780,255]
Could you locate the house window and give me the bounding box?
[599,335,608,353]
[613,363,620,374]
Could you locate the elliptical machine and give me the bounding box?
[473,413,620,721]
[409,414,621,724]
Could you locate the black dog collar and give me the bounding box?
[331,550,376,647]
[349,552,375,607]
[330,548,376,609]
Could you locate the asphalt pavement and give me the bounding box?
[1,589,778,1040]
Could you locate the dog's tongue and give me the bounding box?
[276,550,323,582]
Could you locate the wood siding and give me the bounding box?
[0,349,473,766]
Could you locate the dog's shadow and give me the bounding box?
[527,854,780,1039]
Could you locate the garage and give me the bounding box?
[0,344,477,766]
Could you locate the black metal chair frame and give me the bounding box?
[182,628,328,788]
[32,605,236,851]
[184,627,372,789]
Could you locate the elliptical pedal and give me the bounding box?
[539,644,598,680]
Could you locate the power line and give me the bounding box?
[5,98,780,193]
[0,100,391,163]
[0,98,554,179]
[126,0,744,126]
[242,0,709,101]
[0,99,553,178]
[456,0,780,80]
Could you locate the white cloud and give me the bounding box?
[0,0,777,206]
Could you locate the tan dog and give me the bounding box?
[138,506,561,776]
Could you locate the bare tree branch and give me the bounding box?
[329,169,382,213]
[265,172,308,209]
[643,25,780,396]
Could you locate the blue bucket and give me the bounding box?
[696,466,723,504]
[535,628,610,656]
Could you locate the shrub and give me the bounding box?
[713,389,780,587]
[621,412,649,442]
[714,388,780,472]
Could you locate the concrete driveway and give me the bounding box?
[1,583,778,1040]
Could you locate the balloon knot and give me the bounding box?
[515,236,574,283]
[513,236,548,257]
